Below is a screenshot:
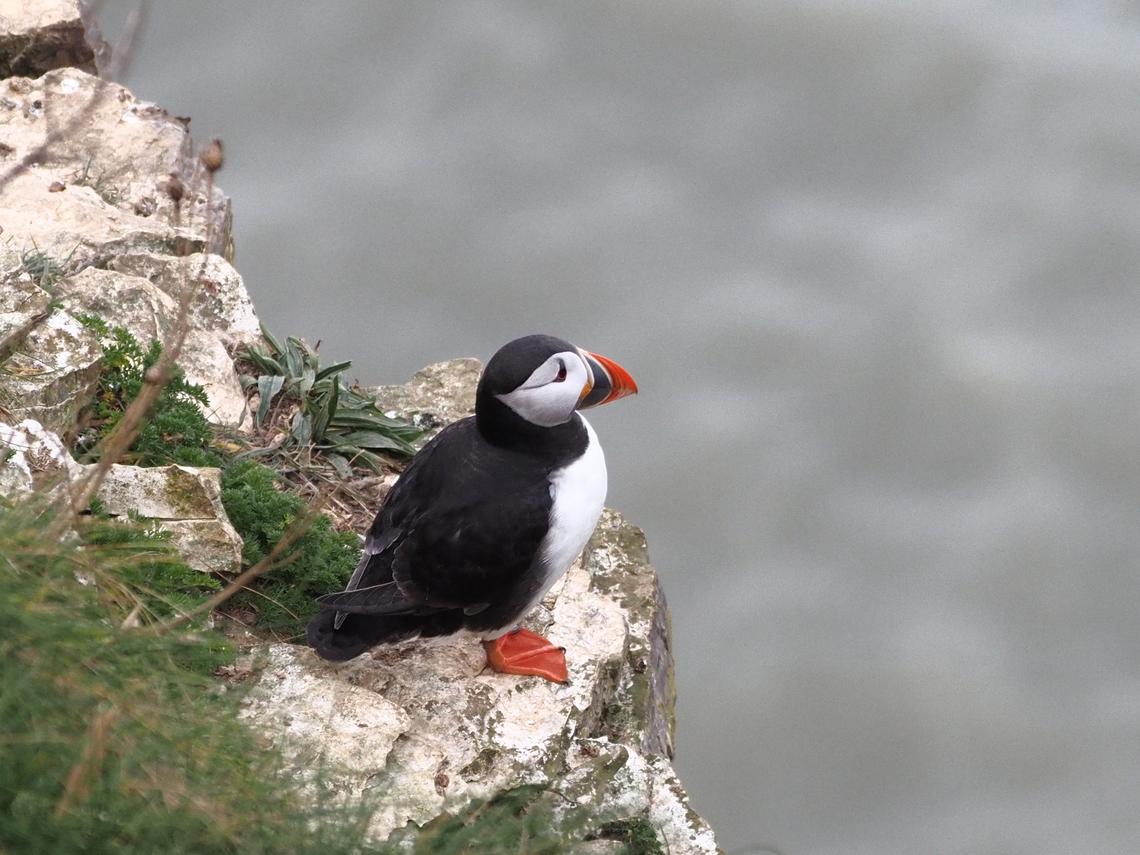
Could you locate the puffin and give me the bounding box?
[306,334,637,683]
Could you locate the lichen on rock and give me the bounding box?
[0,306,103,437]
[92,463,243,575]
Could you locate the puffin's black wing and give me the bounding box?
[318,417,553,619]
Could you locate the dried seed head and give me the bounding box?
[201,138,224,173]
[165,172,184,203]
[144,366,162,383]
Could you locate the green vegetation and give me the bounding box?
[0,499,380,854]
[594,818,666,855]
[79,514,222,618]
[5,244,79,292]
[5,319,667,853]
[239,328,422,474]
[409,785,576,854]
[75,316,223,468]
[407,785,664,854]
[69,322,393,638]
[219,459,360,637]
[70,157,124,206]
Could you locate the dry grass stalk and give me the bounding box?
[54,704,119,816]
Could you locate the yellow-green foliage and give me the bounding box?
[0,498,380,854]
[406,785,665,854]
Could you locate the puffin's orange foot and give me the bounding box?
[484,628,568,684]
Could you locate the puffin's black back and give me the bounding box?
[306,406,589,660]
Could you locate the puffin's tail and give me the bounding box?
[306,610,412,661]
[305,609,465,662]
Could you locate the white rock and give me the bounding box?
[54,267,249,427]
[0,306,102,436]
[243,546,715,850]
[0,417,81,494]
[91,462,243,575]
[0,0,99,78]
[0,69,231,260]
[0,276,51,356]
[108,252,262,348]
[239,359,717,851]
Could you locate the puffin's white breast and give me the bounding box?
[532,416,607,606]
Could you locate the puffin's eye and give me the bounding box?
[553,361,567,382]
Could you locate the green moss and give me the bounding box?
[595,817,666,855]
[0,498,381,854]
[219,459,359,637]
[75,317,223,468]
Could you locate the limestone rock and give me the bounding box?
[54,267,248,426]
[0,417,80,495]
[0,68,231,260]
[0,276,51,359]
[92,462,242,575]
[0,0,99,78]
[108,251,262,348]
[370,357,482,441]
[242,517,715,852]
[586,509,677,758]
[0,306,102,436]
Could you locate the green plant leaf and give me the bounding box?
[290,411,312,445]
[311,378,336,443]
[314,360,352,381]
[325,430,414,453]
[260,323,284,355]
[298,365,316,400]
[327,412,400,428]
[256,374,286,428]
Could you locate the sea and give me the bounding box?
[100,2,1140,852]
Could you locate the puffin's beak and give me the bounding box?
[578,349,638,409]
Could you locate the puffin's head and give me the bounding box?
[476,334,637,431]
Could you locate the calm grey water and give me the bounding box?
[101,2,1140,852]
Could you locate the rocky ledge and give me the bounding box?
[240,360,714,851]
[0,3,718,852]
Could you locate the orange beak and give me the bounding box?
[578,349,638,409]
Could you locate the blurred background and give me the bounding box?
[99,2,1140,853]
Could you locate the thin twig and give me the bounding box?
[64,275,200,523]
[153,506,318,633]
[54,705,119,816]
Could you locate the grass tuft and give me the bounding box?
[0,497,382,854]
[70,157,124,206]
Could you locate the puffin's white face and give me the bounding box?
[495,350,592,427]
